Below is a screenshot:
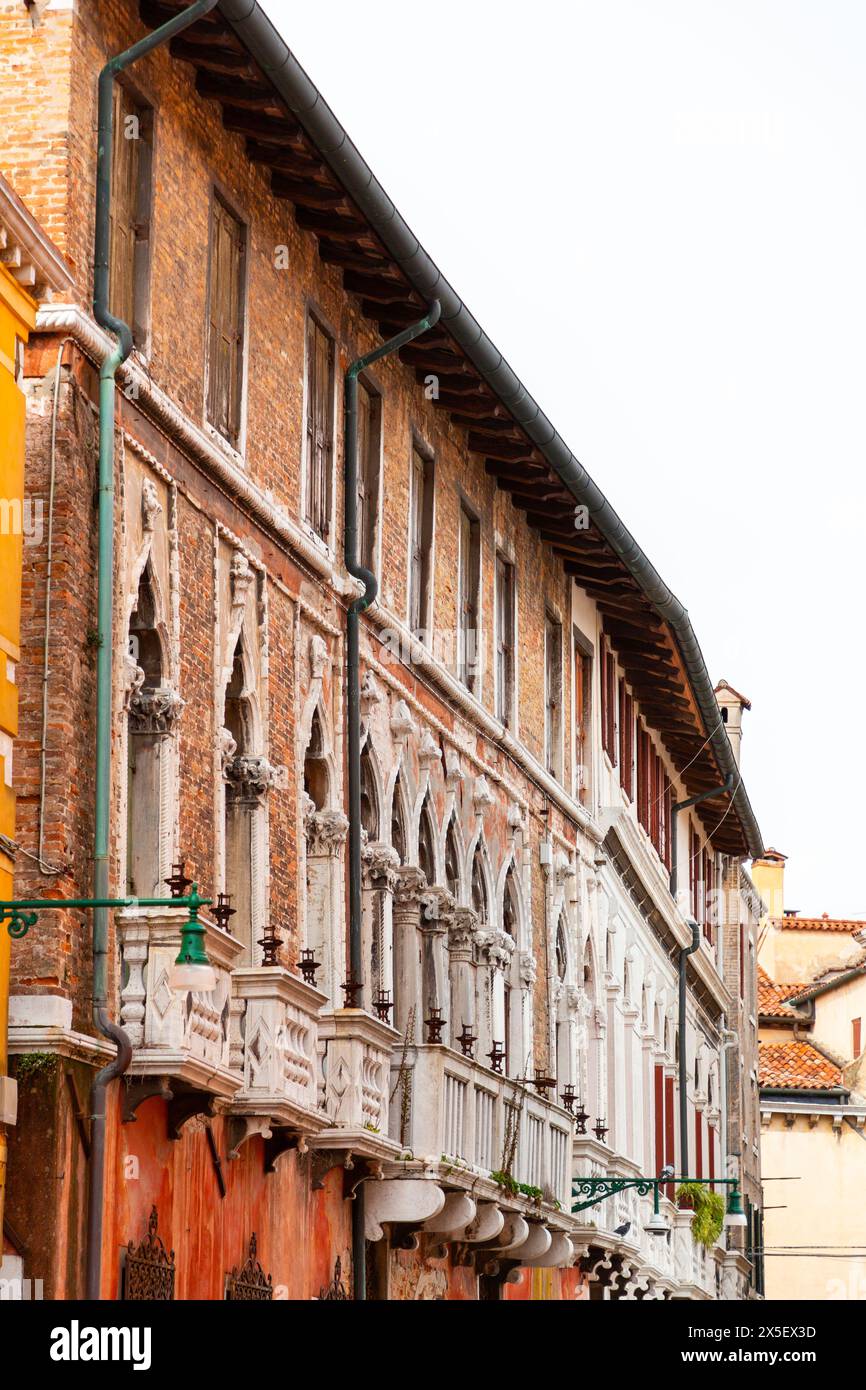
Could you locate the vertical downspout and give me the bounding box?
[669,773,734,1176]
[86,0,218,1302]
[344,300,440,1299]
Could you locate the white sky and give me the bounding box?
[261,0,866,917]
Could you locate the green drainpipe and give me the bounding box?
[344,300,440,1300]
[86,0,219,1303]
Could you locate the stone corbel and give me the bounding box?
[309,633,330,683]
[141,477,162,533]
[226,1115,275,1160]
[230,550,254,616]
[359,669,384,713]
[364,1179,446,1241]
[444,747,464,789]
[418,729,441,775]
[519,951,537,989]
[462,1201,505,1245]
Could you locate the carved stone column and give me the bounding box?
[362,842,400,1013]
[126,684,185,899]
[475,928,515,1065]
[421,886,455,1037]
[305,805,349,1009]
[448,907,478,1045]
[392,866,427,1039]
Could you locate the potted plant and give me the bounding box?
[674,1182,725,1247]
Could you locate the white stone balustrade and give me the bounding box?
[316,1009,402,1159]
[390,1044,574,1210]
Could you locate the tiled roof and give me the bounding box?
[773,914,866,933]
[759,1040,842,1090]
[757,967,809,1017]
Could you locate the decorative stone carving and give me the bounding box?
[141,478,162,533]
[230,550,254,613]
[128,685,185,735]
[418,729,441,771]
[359,669,384,711]
[444,747,464,786]
[224,755,284,803]
[309,634,330,682]
[519,951,538,988]
[305,809,349,857]
[219,726,238,774]
[362,842,400,892]
[448,907,478,954]
[421,885,455,934]
[472,776,494,817]
[393,864,428,910]
[122,654,146,712]
[390,699,415,741]
[475,928,515,971]
[507,800,526,834]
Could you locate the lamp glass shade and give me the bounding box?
[724,1187,747,1228]
[169,960,217,993]
[645,1211,670,1237]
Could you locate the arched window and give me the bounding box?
[556,917,567,982]
[304,708,329,811]
[418,795,436,885]
[503,864,522,1074]
[471,844,488,924]
[359,744,378,840]
[224,637,257,959]
[390,772,407,864]
[444,816,461,900]
[126,564,167,898]
[503,867,518,939]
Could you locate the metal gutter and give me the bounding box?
[216,0,763,860]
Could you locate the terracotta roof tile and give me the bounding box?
[758,970,809,1017]
[759,1041,842,1090]
[773,915,866,934]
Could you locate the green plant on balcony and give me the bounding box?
[675,1182,725,1247]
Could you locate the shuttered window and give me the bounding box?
[303,314,334,537]
[573,640,592,804]
[545,613,563,780]
[206,195,246,448]
[600,638,617,764]
[109,83,152,347]
[619,680,634,799]
[458,505,481,693]
[495,554,515,724]
[356,380,381,569]
[408,446,434,635]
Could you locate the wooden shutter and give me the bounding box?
[459,507,479,690]
[304,316,333,537]
[356,382,378,567]
[545,616,562,776]
[207,196,245,447]
[109,83,141,332]
[409,449,426,631]
[496,556,514,724]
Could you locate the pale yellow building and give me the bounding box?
[756,849,866,1300]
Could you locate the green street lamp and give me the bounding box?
[0,883,216,994]
[572,1173,747,1238]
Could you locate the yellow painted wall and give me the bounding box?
[812,975,866,1068]
[763,1115,866,1300]
[764,928,862,986]
[0,260,35,1236]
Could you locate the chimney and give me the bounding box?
[714,679,751,767]
[752,847,787,918]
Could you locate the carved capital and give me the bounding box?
[225,755,285,802]
[421,885,455,933]
[129,685,185,735]
[306,809,349,855]
[393,865,428,912]
[474,928,514,970]
[448,906,478,954]
[363,841,401,891]
[519,951,537,988]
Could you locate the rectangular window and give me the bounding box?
[600,638,617,764]
[356,380,381,571]
[690,827,702,925]
[704,848,715,943]
[206,193,246,448]
[854,1018,862,1057]
[636,723,651,830]
[495,554,515,724]
[544,613,563,780]
[458,504,481,693]
[408,444,434,636]
[573,634,592,804]
[109,82,153,348]
[303,313,335,538]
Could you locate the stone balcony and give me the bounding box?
[118,909,242,1100]
[227,966,330,1146]
[316,1009,402,1162]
